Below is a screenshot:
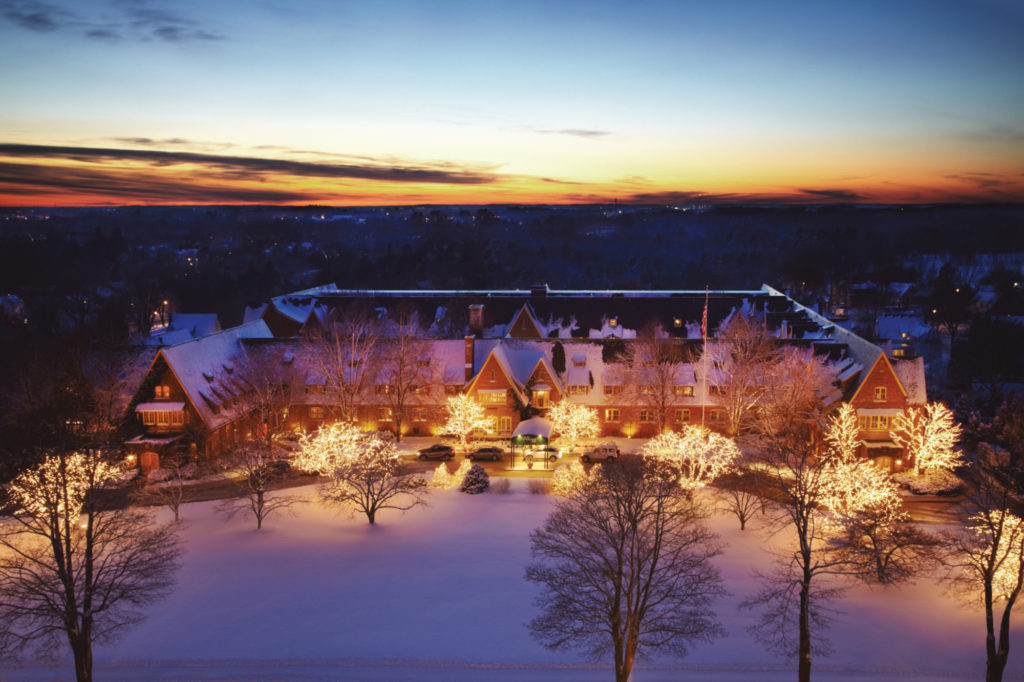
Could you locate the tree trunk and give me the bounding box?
[70,633,93,682]
[367,508,376,524]
[799,578,812,682]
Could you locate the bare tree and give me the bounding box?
[943,462,1024,682]
[295,422,428,524]
[745,391,935,682]
[219,444,302,530]
[628,327,691,434]
[231,342,296,450]
[135,456,188,522]
[717,312,780,438]
[306,302,379,422]
[0,451,181,682]
[719,467,764,531]
[372,306,433,442]
[525,458,726,682]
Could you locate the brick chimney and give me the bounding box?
[530,282,549,297]
[464,335,475,382]
[468,304,484,336]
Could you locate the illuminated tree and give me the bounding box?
[451,457,471,486]
[551,459,603,497]
[944,462,1024,682]
[526,459,725,682]
[0,451,181,682]
[548,401,600,454]
[744,388,931,682]
[431,461,455,489]
[892,402,963,476]
[441,394,489,448]
[296,422,426,524]
[641,425,740,491]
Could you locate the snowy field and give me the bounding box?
[3,479,1022,682]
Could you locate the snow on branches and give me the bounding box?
[641,425,739,491]
[548,401,599,454]
[892,402,963,476]
[442,395,490,447]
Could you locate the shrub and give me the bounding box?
[527,479,550,495]
[490,478,511,494]
[893,469,964,496]
[459,463,490,494]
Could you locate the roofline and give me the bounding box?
[848,353,908,404]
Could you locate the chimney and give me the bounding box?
[464,335,475,382]
[468,304,484,335]
[531,283,549,297]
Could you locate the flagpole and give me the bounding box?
[702,285,708,428]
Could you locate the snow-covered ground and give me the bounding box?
[3,480,1021,681]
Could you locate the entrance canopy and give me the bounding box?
[512,416,552,441]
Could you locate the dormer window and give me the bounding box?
[608,316,619,328]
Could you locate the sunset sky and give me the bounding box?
[1,0,1022,206]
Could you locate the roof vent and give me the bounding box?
[530,283,549,297]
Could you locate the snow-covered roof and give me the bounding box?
[512,416,552,438]
[160,321,273,431]
[142,329,195,346]
[242,304,267,324]
[892,357,927,404]
[876,314,932,342]
[566,366,590,387]
[167,313,221,338]
[675,364,697,386]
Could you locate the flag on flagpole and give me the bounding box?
[701,286,708,341]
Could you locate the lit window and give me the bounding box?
[533,390,549,408]
[874,387,887,402]
[639,384,653,394]
[675,385,694,396]
[608,316,619,328]
[858,415,890,430]
[676,409,691,423]
[605,408,620,422]
[310,406,324,420]
[709,409,723,421]
[604,385,623,396]
[157,411,169,426]
[375,384,394,395]
[573,360,586,367]
[569,384,589,395]
[412,408,428,422]
[378,407,393,420]
[142,411,156,426]
[639,409,655,423]
[479,391,506,405]
[499,416,512,433]
[171,411,184,426]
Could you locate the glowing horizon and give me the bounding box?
[1,0,1022,206]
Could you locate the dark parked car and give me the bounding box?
[468,446,504,462]
[418,444,455,461]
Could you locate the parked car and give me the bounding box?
[418,444,455,461]
[581,444,620,462]
[468,446,504,462]
[524,446,560,463]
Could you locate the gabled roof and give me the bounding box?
[506,304,543,339]
[849,353,907,404]
[158,320,273,431]
[465,346,528,404]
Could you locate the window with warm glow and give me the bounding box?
[710,409,724,421]
[676,408,691,422]
[533,390,549,408]
[604,385,623,396]
[375,384,394,394]
[378,407,393,420]
[569,384,589,395]
[310,406,324,420]
[858,415,890,430]
[499,416,512,433]
[478,391,507,405]
[674,385,694,396]
[874,387,887,401]
[605,408,620,422]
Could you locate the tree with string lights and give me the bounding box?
[441,394,490,448]
[0,451,181,682]
[548,401,600,455]
[892,402,963,476]
[641,425,740,491]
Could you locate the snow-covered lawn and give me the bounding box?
[3,480,1021,681]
